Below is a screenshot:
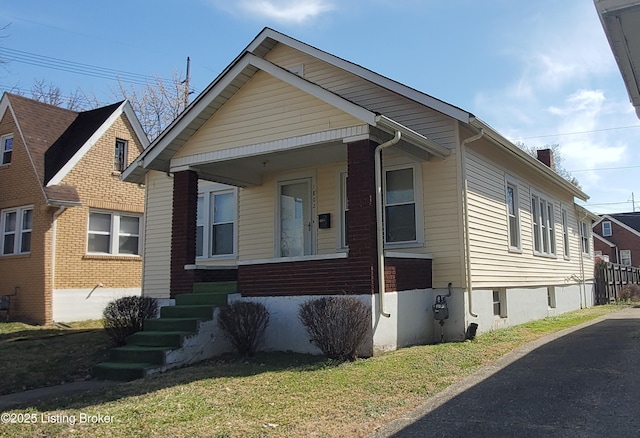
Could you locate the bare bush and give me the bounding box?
[620,284,640,302]
[103,296,158,346]
[218,301,269,356]
[298,297,371,361]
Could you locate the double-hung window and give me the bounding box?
[197,188,236,258]
[531,193,556,256]
[580,220,590,255]
[620,249,632,266]
[1,206,32,255]
[384,167,417,244]
[1,134,12,165]
[506,181,520,250]
[602,221,612,237]
[561,207,570,259]
[88,211,141,255]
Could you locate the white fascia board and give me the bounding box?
[471,117,589,201]
[248,28,471,123]
[249,55,377,125]
[593,233,616,247]
[375,115,451,159]
[122,101,150,149]
[47,102,127,187]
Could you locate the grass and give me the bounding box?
[0,320,111,395]
[0,305,624,437]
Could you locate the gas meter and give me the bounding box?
[432,283,452,343]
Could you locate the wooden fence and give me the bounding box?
[594,261,640,304]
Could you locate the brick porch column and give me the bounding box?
[170,170,198,297]
[346,139,379,295]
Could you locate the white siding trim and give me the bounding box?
[170,125,369,169]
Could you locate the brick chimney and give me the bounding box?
[536,148,555,170]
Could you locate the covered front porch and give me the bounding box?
[168,122,444,300]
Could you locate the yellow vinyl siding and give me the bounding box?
[316,164,341,254]
[142,171,173,298]
[174,71,361,159]
[237,176,276,261]
[464,144,592,288]
[265,43,458,150]
[422,155,464,287]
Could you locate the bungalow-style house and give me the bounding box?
[593,212,640,266]
[122,28,596,357]
[0,93,148,324]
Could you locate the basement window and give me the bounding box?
[493,289,507,318]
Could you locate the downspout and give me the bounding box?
[460,129,484,318]
[51,206,67,302]
[375,130,402,318]
[578,209,589,308]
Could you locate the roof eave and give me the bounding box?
[470,117,589,201]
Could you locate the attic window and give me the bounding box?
[1,134,13,165]
[114,139,128,172]
[602,221,612,237]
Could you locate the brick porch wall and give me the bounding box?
[239,258,350,296]
[385,258,433,291]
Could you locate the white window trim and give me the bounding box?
[561,205,570,261]
[580,220,591,255]
[275,174,316,257]
[1,206,33,255]
[197,184,238,260]
[114,138,128,173]
[547,286,557,309]
[602,221,612,237]
[505,176,521,252]
[87,210,142,256]
[530,190,557,258]
[1,133,13,166]
[337,170,349,251]
[382,162,424,249]
[620,249,632,266]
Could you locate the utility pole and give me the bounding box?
[183,56,191,106]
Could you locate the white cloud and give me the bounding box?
[211,0,335,24]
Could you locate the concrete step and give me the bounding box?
[126,331,191,348]
[92,362,156,382]
[108,345,171,365]
[160,305,215,320]
[175,292,228,306]
[143,317,201,333]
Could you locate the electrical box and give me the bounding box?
[318,213,331,229]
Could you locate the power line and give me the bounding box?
[568,165,640,173]
[512,124,640,140]
[0,47,174,87]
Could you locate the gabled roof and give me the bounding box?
[594,233,617,247]
[122,27,590,201]
[0,93,149,206]
[593,212,640,239]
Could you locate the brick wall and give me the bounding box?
[593,221,640,266]
[55,114,145,291]
[346,139,379,295]
[385,257,433,291]
[0,110,49,324]
[170,170,198,297]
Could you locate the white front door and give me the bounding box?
[279,178,312,257]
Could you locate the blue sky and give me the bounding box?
[1,0,639,214]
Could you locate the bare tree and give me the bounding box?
[515,141,580,188]
[27,79,99,111]
[113,72,189,141]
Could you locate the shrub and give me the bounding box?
[102,296,158,346]
[620,284,640,302]
[298,297,371,361]
[217,301,269,356]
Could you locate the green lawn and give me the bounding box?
[0,305,623,438]
[0,320,111,395]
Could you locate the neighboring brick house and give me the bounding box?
[0,93,148,324]
[593,213,640,267]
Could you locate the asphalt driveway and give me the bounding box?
[372,307,640,438]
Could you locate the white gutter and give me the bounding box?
[374,130,402,318]
[577,208,589,309]
[460,129,484,318]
